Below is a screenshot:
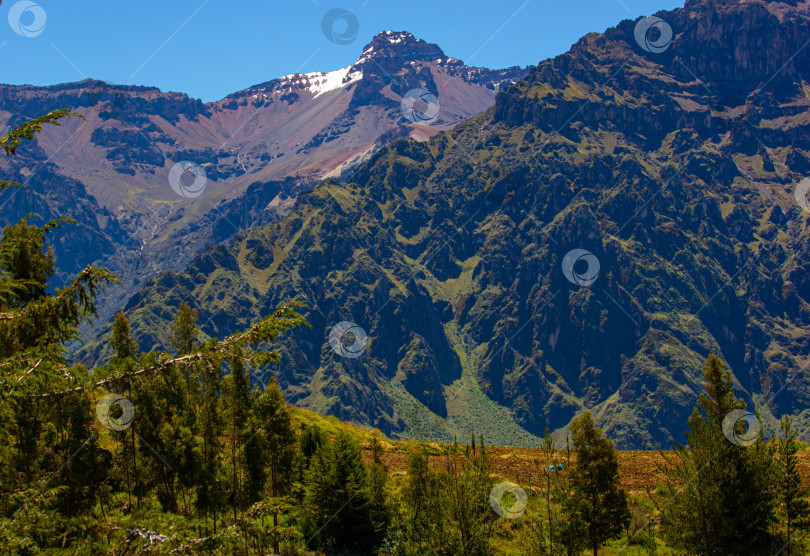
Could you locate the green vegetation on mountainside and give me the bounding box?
[80,0,810,449]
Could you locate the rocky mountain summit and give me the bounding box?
[0,31,528,324]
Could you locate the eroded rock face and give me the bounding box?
[74,2,810,448]
[495,0,810,152]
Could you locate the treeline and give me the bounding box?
[1,112,809,555]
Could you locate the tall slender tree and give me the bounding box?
[569,411,630,556]
[170,301,199,357]
[248,378,297,553]
[659,354,775,554]
[398,445,446,553]
[441,435,493,555]
[222,355,252,521]
[775,415,810,555]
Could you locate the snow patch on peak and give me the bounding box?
[309,66,362,98]
[380,30,412,44]
[271,66,362,98]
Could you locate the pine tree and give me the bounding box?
[1,110,306,550]
[222,355,252,521]
[107,311,144,508]
[569,411,630,556]
[775,415,810,555]
[110,311,138,362]
[170,301,199,356]
[196,349,225,534]
[304,432,384,554]
[299,424,324,462]
[128,353,200,514]
[367,435,391,546]
[659,354,776,554]
[0,217,56,306]
[0,110,118,550]
[250,377,297,554]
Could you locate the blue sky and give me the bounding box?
[1,0,684,103]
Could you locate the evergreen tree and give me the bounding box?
[222,355,252,520]
[367,435,392,546]
[304,432,384,554]
[110,311,138,361]
[170,301,199,356]
[129,352,200,514]
[0,109,307,552]
[250,378,297,553]
[659,354,775,554]
[51,389,100,516]
[106,312,144,508]
[196,349,226,534]
[0,110,117,550]
[0,217,55,306]
[299,423,324,462]
[775,415,810,555]
[568,411,630,555]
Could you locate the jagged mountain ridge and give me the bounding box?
[102,0,810,449]
[0,31,528,323]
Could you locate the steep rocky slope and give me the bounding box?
[84,0,810,448]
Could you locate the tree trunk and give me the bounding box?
[131,426,140,509]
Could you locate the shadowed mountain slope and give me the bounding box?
[82,0,810,448]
